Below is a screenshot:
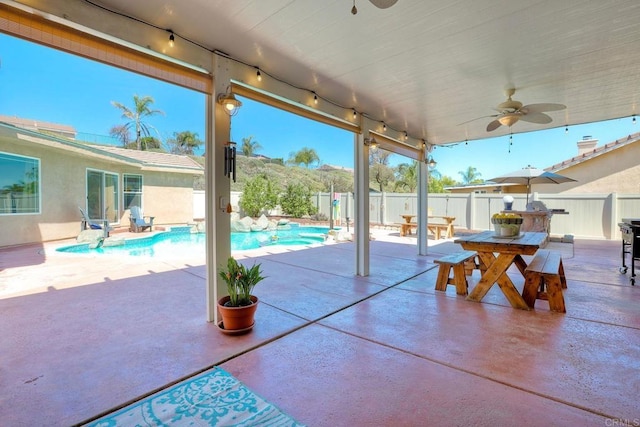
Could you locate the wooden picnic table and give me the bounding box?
[398,214,456,238]
[454,231,548,309]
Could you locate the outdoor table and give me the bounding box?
[401,214,415,223]
[454,231,548,309]
[429,215,456,238]
[399,215,456,238]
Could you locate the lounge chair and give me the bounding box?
[129,206,154,232]
[79,207,113,237]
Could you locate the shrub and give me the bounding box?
[239,174,279,217]
[280,183,316,218]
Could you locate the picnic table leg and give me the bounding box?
[513,254,528,277]
[467,253,530,310]
[466,252,499,302]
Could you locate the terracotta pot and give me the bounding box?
[217,295,258,332]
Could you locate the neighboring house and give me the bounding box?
[545,134,640,194]
[0,121,204,247]
[446,133,640,194]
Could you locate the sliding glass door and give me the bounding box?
[87,169,119,223]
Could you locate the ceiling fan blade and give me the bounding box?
[458,114,498,126]
[519,112,553,124]
[520,103,566,113]
[486,119,502,132]
[369,0,399,8]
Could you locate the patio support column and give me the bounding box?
[417,160,428,255]
[355,132,370,276]
[205,57,233,323]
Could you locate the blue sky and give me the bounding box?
[1,33,637,181]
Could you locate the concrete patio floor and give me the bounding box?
[0,230,639,426]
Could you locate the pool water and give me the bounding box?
[56,225,334,257]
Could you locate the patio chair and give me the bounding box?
[79,207,113,237]
[129,206,154,232]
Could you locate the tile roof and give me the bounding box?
[546,132,640,172]
[0,121,203,173]
[0,115,76,135]
[86,144,204,171]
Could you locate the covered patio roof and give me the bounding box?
[9,0,640,146]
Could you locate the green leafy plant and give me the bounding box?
[218,257,265,306]
[239,174,279,217]
[279,183,317,217]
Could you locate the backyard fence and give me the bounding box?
[193,190,640,240]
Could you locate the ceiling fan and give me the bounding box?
[483,88,566,132]
[351,0,398,14]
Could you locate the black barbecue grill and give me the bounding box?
[618,218,640,285]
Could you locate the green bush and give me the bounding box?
[239,174,279,217]
[280,183,316,218]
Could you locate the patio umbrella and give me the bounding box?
[488,165,576,205]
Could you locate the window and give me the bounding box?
[87,169,119,223]
[0,152,40,215]
[123,174,143,209]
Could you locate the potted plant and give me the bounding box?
[217,256,265,333]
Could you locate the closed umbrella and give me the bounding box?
[488,165,576,204]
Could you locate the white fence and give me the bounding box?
[195,190,640,240]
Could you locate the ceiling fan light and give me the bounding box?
[498,114,519,127]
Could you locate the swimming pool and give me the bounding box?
[56,225,334,257]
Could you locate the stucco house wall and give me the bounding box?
[549,139,640,194]
[0,124,203,247]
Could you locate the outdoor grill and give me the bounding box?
[618,218,640,285]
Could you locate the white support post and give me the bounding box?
[417,160,428,255]
[205,57,233,323]
[355,132,370,276]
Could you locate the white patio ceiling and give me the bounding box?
[15,0,640,146]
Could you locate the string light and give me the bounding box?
[353,109,357,119]
[633,115,637,125]
[79,2,428,146]
[256,68,262,81]
[404,131,408,140]
[565,125,569,134]
[382,122,387,131]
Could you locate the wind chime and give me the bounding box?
[224,141,237,182]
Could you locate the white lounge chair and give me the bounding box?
[129,206,154,232]
[79,207,113,237]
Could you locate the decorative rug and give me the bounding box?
[84,367,304,426]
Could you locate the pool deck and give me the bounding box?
[0,229,639,426]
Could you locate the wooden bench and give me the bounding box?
[427,223,453,239]
[522,249,567,313]
[464,254,487,276]
[434,250,478,295]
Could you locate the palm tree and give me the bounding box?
[394,161,418,192]
[458,166,483,185]
[111,95,164,150]
[289,147,320,168]
[241,136,262,157]
[168,131,203,155]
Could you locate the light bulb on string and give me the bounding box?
[256,68,262,81]
[168,32,175,47]
[382,122,387,131]
[313,93,318,105]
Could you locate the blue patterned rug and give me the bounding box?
[85,367,304,426]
